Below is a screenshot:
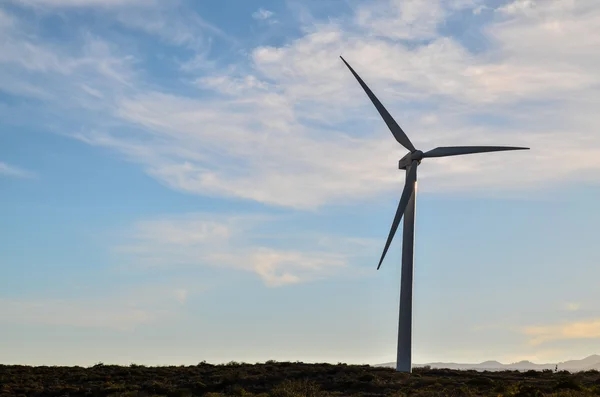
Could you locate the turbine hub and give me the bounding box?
[398,150,423,169]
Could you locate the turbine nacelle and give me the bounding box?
[398,150,423,170]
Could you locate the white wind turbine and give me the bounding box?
[340,56,529,373]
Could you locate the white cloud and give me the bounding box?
[354,0,445,40]
[5,0,231,51]
[196,74,270,95]
[0,13,137,90]
[497,0,536,15]
[0,9,140,124]
[115,213,368,287]
[252,8,274,20]
[2,0,600,210]
[524,318,600,346]
[0,161,36,178]
[114,6,234,49]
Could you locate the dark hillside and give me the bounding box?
[2,361,600,396]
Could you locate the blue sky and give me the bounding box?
[1,0,600,367]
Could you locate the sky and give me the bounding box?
[1,0,600,367]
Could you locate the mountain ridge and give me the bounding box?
[375,355,600,372]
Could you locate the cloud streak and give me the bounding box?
[252,8,274,21]
[1,0,600,211]
[0,161,36,178]
[115,213,372,287]
[524,318,600,346]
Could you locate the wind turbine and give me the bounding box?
[340,56,529,373]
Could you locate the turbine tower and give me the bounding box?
[340,57,529,373]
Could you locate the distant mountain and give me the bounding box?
[558,354,600,371]
[375,355,600,372]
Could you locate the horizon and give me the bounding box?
[381,353,600,366]
[2,0,600,367]
[3,353,600,368]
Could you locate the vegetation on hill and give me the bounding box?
[2,361,600,397]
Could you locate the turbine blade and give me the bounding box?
[340,56,416,152]
[377,161,418,270]
[422,146,529,158]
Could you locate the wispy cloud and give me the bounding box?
[561,302,582,312]
[354,0,446,40]
[0,9,138,105]
[115,213,372,287]
[252,8,274,21]
[0,161,36,178]
[114,6,235,49]
[497,0,536,15]
[524,318,600,346]
[2,0,600,211]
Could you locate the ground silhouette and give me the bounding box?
[2,361,600,396]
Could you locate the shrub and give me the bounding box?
[270,379,321,397]
[554,378,582,391]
